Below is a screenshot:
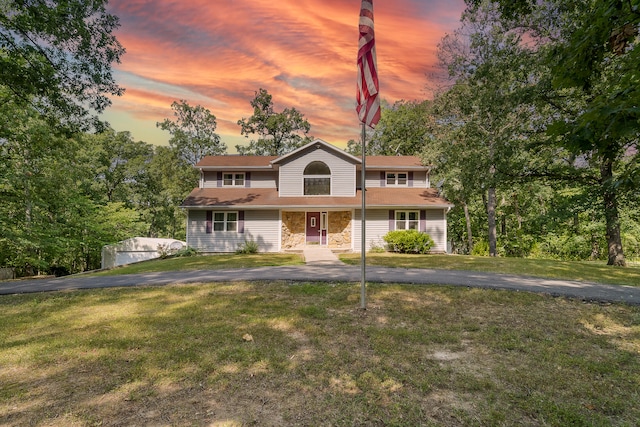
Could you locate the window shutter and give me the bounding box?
[420,210,426,232]
[217,172,222,187]
[238,211,245,233]
[206,211,213,234]
[245,172,251,188]
[388,210,395,230]
[408,172,414,187]
[380,171,386,187]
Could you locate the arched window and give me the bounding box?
[304,161,331,195]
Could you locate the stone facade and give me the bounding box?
[281,211,305,249]
[281,210,352,250]
[328,211,351,249]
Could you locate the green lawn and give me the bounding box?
[1,282,639,426]
[90,252,640,287]
[341,253,640,287]
[93,253,304,275]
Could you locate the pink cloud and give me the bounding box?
[105,0,466,148]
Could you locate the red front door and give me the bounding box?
[306,212,320,244]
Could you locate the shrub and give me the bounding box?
[236,240,259,254]
[156,244,172,259]
[471,239,489,256]
[174,246,199,257]
[499,232,536,258]
[383,230,434,254]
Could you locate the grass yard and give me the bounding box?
[93,253,305,275]
[2,281,639,426]
[341,253,640,287]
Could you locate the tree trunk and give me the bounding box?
[514,193,522,229]
[463,202,473,254]
[600,157,626,266]
[488,187,497,257]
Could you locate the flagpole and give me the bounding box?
[360,123,367,310]
[357,0,379,310]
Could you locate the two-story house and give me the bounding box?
[182,139,452,253]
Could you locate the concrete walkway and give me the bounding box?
[1,264,639,305]
[302,246,342,265]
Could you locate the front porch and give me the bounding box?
[281,211,352,250]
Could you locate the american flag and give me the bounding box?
[357,0,380,128]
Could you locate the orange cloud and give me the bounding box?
[104,0,466,148]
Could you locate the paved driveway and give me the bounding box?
[1,265,639,305]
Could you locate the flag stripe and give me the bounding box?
[356,0,380,128]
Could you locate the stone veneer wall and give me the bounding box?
[328,211,351,249]
[281,211,305,249]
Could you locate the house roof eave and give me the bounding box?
[271,139,362,165]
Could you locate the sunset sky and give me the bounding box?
[102,0,466,151]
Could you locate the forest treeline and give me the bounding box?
[1,0,638,276]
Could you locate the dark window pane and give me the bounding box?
[304,178,330,195]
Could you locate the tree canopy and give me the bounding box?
[236,88,312,156]
[157,100,226,165]
[427,0,640,265]
[0,0,125,131]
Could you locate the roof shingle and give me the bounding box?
[182,187,452,209]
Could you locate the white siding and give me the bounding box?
[412,171,430,188]
[279,149,356,197]
[202,171,218,188]
[248,171,278,188]
[202,171,277,189]
[353,208,447,252]
[353,209,392,251]
[423,209,447,252]
[187,209,280,252]
[364,170,430,188]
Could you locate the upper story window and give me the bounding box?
[386,172,408,186]
[304,161,331,195]
[223,173,245,186]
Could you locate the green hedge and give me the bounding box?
[383,230,434,254]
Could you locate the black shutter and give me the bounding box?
[238,211,245,233]
[206,211,213,234]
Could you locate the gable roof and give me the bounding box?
[194,141,428,170]
[271,139,362,165]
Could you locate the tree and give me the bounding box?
[157,100,226,165]
[0,101,148,274]
[368,100,432,155]
[0,0,125,131]
[236,88,311,155]
[79,129,154,204]
[464,0,640,266]
[138,146,196,239]
[428,1,537,256]
[346,100,432,156]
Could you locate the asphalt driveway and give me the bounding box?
[1,265,639,305]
